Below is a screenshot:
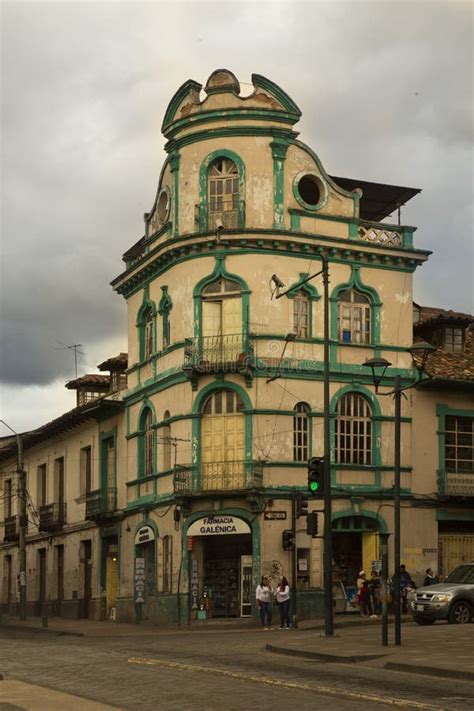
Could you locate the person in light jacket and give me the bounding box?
[256,576,273,629]
[276,576,291,629]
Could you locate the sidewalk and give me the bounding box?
[266,621,474,682]
[0,612,412,638]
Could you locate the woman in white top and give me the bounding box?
[275,576,291,629]
[256,576,273,629]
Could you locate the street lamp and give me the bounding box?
[363,340,436,645]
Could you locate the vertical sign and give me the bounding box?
[191,558,199,610]
[135,557,145,604]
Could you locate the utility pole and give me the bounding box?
[17,433,27,620]
[1,421,27,620]
[291,491,298,628]
[322,256,334,636]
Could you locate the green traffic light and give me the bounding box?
[309,481,319,492]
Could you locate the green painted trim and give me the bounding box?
[169,152,180,237]
[436,405,474,496]
[133,517,158,598]
[330,385,382,481]
[182,507,261,613]
[270,139,290,229]
[136,290,157,361]
[99,426,117,493]
[252,73,302,116]
[192,255,250,348]
[331,507,388,533]
[137,402,157,482]
[436,509,474,521]
[166,125,297,153]
[113,237,428,301]
[162,79,202,132]
[192,381,253,486]
[292,170,329,212]
[330,264,382,361]
[158,286,173,349]
[198,149,245,231]
[165,109,299,140]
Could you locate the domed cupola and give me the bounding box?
[161,69,302,143]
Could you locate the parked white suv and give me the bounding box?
[412,562,474,625]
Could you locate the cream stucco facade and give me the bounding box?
[1,70,472,624]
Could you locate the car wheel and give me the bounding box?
[448,601,473,624]
[414,616,435,626]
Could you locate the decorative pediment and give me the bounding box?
[162,69,302,138]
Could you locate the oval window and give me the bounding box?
[157,189,170,223]
[297,174,321,206]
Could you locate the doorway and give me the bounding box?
[201,534,252,618]
[332,515,380,588]
[37,549,47,616]
[55,545,64,616]
[80,540,92,619]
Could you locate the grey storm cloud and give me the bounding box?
[1,1,473,392]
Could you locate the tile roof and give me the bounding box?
[415,305,473,328]
[65,374,110,390]
[97,353,128,371]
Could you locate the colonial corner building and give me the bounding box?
[1,70,473,623]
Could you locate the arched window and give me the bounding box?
[293,291,310,339]
[201,389,245,489]
[208,157,240,229]
[138,408,154,478]
[338,290,371,344]
[335,393,372,465]
[202,278,243,360]
[141,306,154,360]
[162,411,172,471]
[293,402,310,462]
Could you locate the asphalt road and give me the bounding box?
[0,626,473,711]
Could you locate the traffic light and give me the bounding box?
[306,511,318,537]
[282,529,294,550]
[308,456,324,496]
[296,491,309,517]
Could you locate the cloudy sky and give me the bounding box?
[0,0,472,433]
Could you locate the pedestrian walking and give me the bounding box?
[368,570,381,616]
[275,576,291,629]
[423,568,438,586]
[399,564,415,613]
[256,576,273,629]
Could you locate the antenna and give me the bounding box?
[54,341,84,379]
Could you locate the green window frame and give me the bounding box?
[136,294,157,362]
[197,149,246,232]
[138,405,156,479]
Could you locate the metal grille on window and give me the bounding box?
[445,416,473,472]
[338,290,371,344]
[293,402,310,462]
[335,393,372,465]
[144,411,153,477]
[293,291,310,338]
[208,158,239,229]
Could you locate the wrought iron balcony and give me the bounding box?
[195,199,245,231]
[85,488,117,520]
[3,515,19,542]
[183,333,252,374]
[442,472,474,497]
[39,503,66,531]
[173,460,263,495]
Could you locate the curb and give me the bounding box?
[0,623,84,638]
[384,661,474,682]
[266,644,386,664]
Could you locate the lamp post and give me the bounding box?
[363,341,436,646]
[272,256,334,636]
